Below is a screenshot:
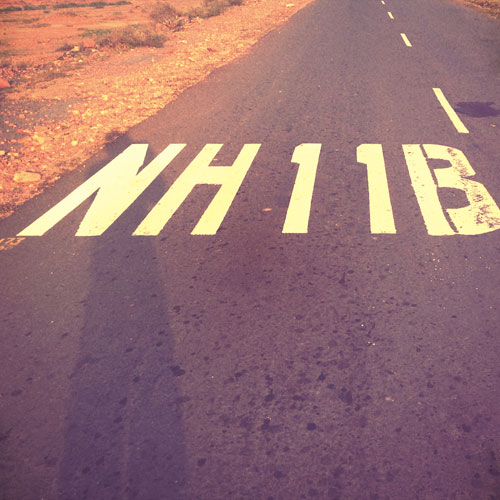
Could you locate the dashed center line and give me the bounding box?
[432,88,469,134]
[381,1,386,4]
[400,33,412,47]
[388,11,394,19]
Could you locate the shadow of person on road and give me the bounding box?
[56,133,189,500]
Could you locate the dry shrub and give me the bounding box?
[99,24,166,48]
[186,0,243,19]
[149,2,180,29]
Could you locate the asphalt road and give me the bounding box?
[2,0,500,498]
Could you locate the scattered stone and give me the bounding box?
[14,172,41,183]
[0,78,10,88]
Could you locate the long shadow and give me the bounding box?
[56,135,188,500]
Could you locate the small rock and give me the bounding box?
[14,171,41,183]
[0,150,5,156]
[0,78,10,88]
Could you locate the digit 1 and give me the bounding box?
[283,143,322,234]
[357,144,396,234]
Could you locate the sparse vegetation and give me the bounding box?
[0,49,16,57]
[43,70,68,80]
[53,1,131,10]
[99,24,167,48]
[0,6,22,13]
[0,46,15,67]
[24,4,48,10]
[0,1,131,13]
[56,42,75,52]
[81,28,112,38]
[185,0,244,20]
[149,2,181,30]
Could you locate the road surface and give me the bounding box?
[2,0,500,498]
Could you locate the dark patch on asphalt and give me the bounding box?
[454,101,500,117]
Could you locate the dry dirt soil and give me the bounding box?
[0,0,498,220]
[0,0,317,219]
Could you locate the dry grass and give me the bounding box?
[99,24,167,47]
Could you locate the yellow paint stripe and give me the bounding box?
[432,88,469,134]
[381,1,385,4]
[283,143,321,233]
[134,144,260,236]
[403,145,455,235]
[388,11,394,19]
[400,33,412,47]
[357,144,396,234]
[18,144,186,236]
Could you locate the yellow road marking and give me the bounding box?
[388,11,394,19]
[18,144,186,236]
[134,144,260,236]
[400,33,412,47]
[403,145,500,235]
[432,88,469,134]
[404,145,455,235]
[357,144,396,234]
[423,145,500,234]
[283,143,321,234]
